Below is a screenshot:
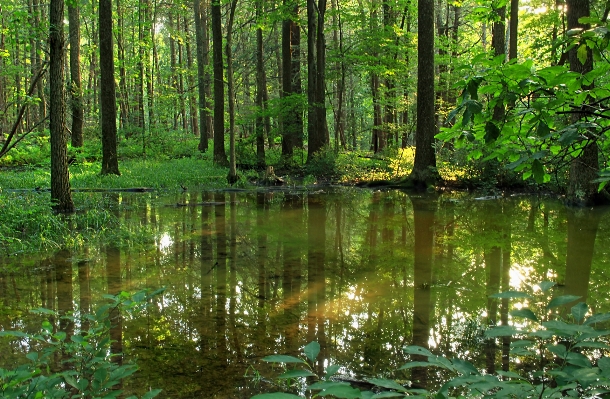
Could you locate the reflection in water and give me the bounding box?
[1,190,610,397]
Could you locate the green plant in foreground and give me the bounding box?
[253,282,610,398]
[0,288,165,399]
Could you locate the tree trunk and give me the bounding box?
[99,0,121,175]
[566,0,601,204]
[226,0,238,183]
[509,0,518,60]
[195,0,210,151]
[185,16,199,137]
[49,0,75,212]
[68,0,84,147]
[407,0,438,186]
[211,0,228,165]
[256,0,266,167]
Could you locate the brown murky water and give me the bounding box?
[1,188,609,398]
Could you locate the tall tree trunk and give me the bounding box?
[195,0,210,151]
[566,0,601,204]
[99,0,121,175]
[185,16,199,136]
[211,0,228,165]
[116,0,128,130]
[226,0,238,183]
[509,0,518,60]
[49,0,75,212]
[306,0,328,162]
[406,0,438,186]
[68,0,84,147]
[256,0,266,167]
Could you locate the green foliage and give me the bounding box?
[252,284,610,398]
[0,289,164,399]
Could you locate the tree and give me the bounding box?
[68,0,84,148]
[306,0,328,162]
[195,0,210,152]
[99,0,120,175]
[49,0,75,212]
[211,0,228,166]
[226,0,238,183]
[405,0,439,186]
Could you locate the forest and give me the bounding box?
[1,0,609,209]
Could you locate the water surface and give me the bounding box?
[1,188,609,398]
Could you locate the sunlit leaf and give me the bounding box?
[485,326,518,337]
[304,341,320,363]
[567,352,592,368]
[584,312,610,325]
[577,44,588,65]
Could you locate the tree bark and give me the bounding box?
[211,0,228,165]
[509,0,518,60]
[226,0,238,183]
[99,0,121,175]
[50,0,75,212]
[256,0,267,167]
[68,0,84,147]
[195,0,209,151]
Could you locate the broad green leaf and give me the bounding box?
[398,361,435,370]
[546,344,567,358]
[451,358,479,376]
[325,364,341,379]
[278,369,316,379]
[496,370,526,380]
[29,308,57,315]
[62,373,79,390]
[532,159,545,184]
[319,385,362,398]
[309,381,351,390]
[536,120,550,138]
[571,302,588,323]
[510,308,538,322]
[489,291,532,299]
[371,392,407,398]
[547,295,582,310]
[573,342,610,350]
[577,44,588,65]
[304,341,320,363]
[484,121,500,143]
[365,378,407,392]
[538,281,556,292]
[485,326,518,337]
[0,331,29,338]
[251,394,302,399]
[584,312,610,325]
[402,346,433,357]
[262,355,306,364]
[598,357,610,371]
[567,352,592,368]
[26,352,38,362]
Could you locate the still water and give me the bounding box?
[1,188,609,398]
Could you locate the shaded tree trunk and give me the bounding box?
[509,0,518,60]
[226,0,238,183]
[68,2,83,147]
[49,0,74,213]
[211,0,228,165]
[255,0,266,167]
[99,0,121,175]
[195,0,210,151]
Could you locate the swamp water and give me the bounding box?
[1,188,610,398]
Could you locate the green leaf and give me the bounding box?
[573,342,610,350]
[547,295,582,310]
[577,44,588,65]
[365,378,407,392]
[403,346,433,357]
[319,385,362,398]
[598,357,610,371]
[567,352,592,368]
[571,302,588,323]
[371,392,407,398]
[532,159,545,184]
[584,312,610,325]
[538,281,556,292]
[496,370,526,380]
[484,121,500,143]
[546,344,567,358]
[251,394,303,399]
[536,120,551,138]
[451,358,479,376]
[26,352,39,362]
[489,291,532,299]
[141,389,163,399]
[262,355,306,364]
[398,361,435,370]
[510,308,538,322]
[304,341,320,363]
[485,326,518,337]
[325,364,341,379]
[278,369,317,379]
[309,381,351,390]
[0,331,29,338]
[63,373,79,390]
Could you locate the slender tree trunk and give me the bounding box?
[211,0,228,165]
[509,0,518,60]
[185,16,199,136]
[49,0,75,212]
[68,0,84,147]
[256,0,266,167]
[226,0,238,183]
[195,0,209,151]
[99,0,121,175]
[116,0,128,130]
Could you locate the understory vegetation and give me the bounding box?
[252,284,610,399]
